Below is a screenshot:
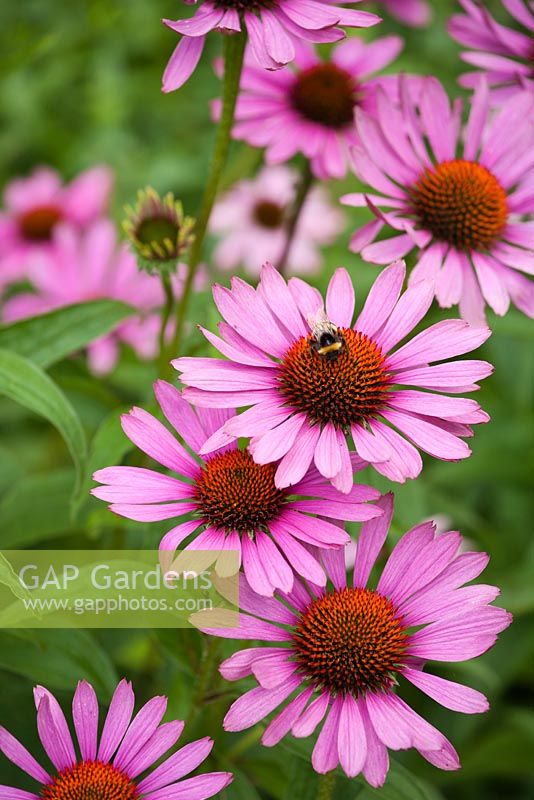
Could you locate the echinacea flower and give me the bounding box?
[0,165,112,291]
[2,220,176,375]
[448,0,534,102]
[195,494,512,786]
[342,78,534,323]
[162,0,381,92]
[124,187,195,274]
[226,37,403,179]
[92,380,382,597]
[209,165,345,274]
[174,260,492,491]
[0,678,232,799]
[378,0,431,27]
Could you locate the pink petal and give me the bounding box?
[98,679,135,763]
[388,319,490,370]
[326,268,355,327]
[292,692,329,738]
[312,698,342,774]
[251,414,306,464]
[224,678,302,732]
[0,728,49,784]
[162,36,206,93]
[353,493,393,588]
[143,772,233,800]
[382,409,471,460]
[275,423,321,487]
[314,423,342,478]
[35,695,75,773]
[352,424,391,463]
[338,695,367,778]
[355,260,406,338]
[254,531,294,594]
[402,668,489,713]
[259,262,307,339]
[121,408,197,477]
[72,681,98,762]
[137,737,212,794]
[362,234,415,265]
[124,720,184,779]
[374,279,434,353]
[360,701,389,788]
[113,696,167,771]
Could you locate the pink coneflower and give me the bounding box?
[0,678,232,799]
[209,166,345,274]
[174,260,492,491]
[162,0,381,92]
[226,37,403,179]
[0,165,112,290]
[2,220,171,375]
[93,380,382,597]
[378,0,431,27]
[342,78,534,323]
[196,493,512,786]
[448,0,534,102]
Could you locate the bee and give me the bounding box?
[309,313,345,362]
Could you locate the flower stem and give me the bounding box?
[158,272,174,375]
[278,160,314,276]
[316,771,337,800]
[185,636,222,731]
[165,30,246,373]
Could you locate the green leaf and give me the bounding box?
[72,406,133,517]
[0,350,88,497]
[0,469,76,548]
[0,300,133,368]
[0,629,118,696]
[357,760,444,800]
[0,553,32,604]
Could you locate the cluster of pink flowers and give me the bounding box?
[0,167,186,374]
[2,0,530,796]
[93,259,506,785]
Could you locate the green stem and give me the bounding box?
[158,272,174,375]
[165,31,246,375]
[315,771,336,800]
[185,636,222,731]
[278,160,314,276]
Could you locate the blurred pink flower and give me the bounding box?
[448,0,534,102]
[209,166,345,274]
[162,0,381,92]
[224,37,403,179]
[93,381,382,597]
[379,0,431,27]
[0,678,232,799]
[342,78,534,323]
[2,220,177,375]
[174,261,492,491]
[0,165,112,290]
[196,494,511,785]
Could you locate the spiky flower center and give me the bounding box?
[136,216,180,247]
[213,0,275,9]
[194,449,286,534]
[278,327,390,429]
[253,200,284,229]
[19,206,62,241]
[291,63,357,128]
[410,159,508,251]
[40,760,138,800]
[292,587,408,696]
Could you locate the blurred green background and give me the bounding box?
[0,1,533,799]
